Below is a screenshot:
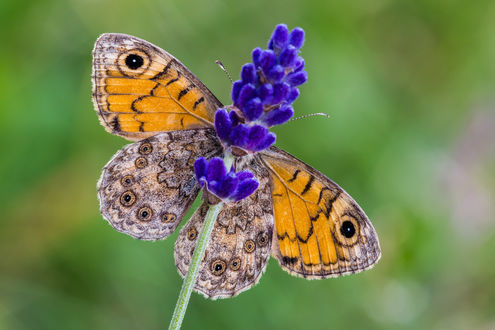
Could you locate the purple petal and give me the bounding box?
[252,47,262,67]
[229,124,249,147]
[231,80,243,104]
[262,104,294,127]
[269,24,289,50]
[236,170,254,181]
[286,71,307,87]
[206,158,226,182]
[267,65,285,82]
[286,87,300,103]
[289,27,305,49]
[243,97,263,121]
[214,109,232,142]
[258,83,273,104]
[237,83,257,109]
[241,63,257,84]
[268,39,274,50]
[232,178,259,201]
[272,82,290,104]
[212,174,238,199]
[194,157,207,184]
[254,132,276,151]
[279,45,298,68]
[260,50,276,75]
[245,125,269,149]
[294,57,305,72]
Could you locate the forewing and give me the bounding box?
[92,33,222,141]
[174,157,273,299]
[259,147,381,278]
[98,128,221,240]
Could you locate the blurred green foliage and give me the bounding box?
[1,0,494,329]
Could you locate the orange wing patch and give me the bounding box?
[92,33,222,141]
[260,147,381,278]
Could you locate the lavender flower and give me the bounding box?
[194,157,259,202]
[215,24,307,154]
[195,24,307,204]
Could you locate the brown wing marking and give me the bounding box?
[97,128,221,240]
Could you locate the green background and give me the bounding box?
[1,0,494,329]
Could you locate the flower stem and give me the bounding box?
[168,202,223,330]
[168,151,234,329]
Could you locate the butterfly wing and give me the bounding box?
[98,128,222,240]
[259,147,381,278]
[92,33,222,141]
[174,157,273,299]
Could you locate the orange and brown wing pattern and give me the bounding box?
[259,147,381,278]
[92,33,222,141]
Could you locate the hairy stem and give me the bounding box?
[168,202,223,330]
[168,152,234,329]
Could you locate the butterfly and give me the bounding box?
[92,33,381,299]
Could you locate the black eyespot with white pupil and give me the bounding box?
[137,206,152,221]
[121,175,133,186]
[120,190,136,207]
[340,220,356,238]
[139,143,152,155]
[230,257,241,271]
[257,232,269,247]
[210,259,226,276]
[125,54,144,70]
[244,240,255,253]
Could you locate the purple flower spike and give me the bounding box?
[214,109,232,141]
[241,63,257,84]
[289,27,305,49]
[194,157,259,202]
[218,24,308,154]
[270,24,289,50]
[262,104,294,127]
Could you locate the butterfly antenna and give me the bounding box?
[216,60,234,84]
[290,112,331,121]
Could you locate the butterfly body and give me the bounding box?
[93,33,380,298]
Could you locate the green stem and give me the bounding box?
[168,202,223,330]
[168,152,234,330]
